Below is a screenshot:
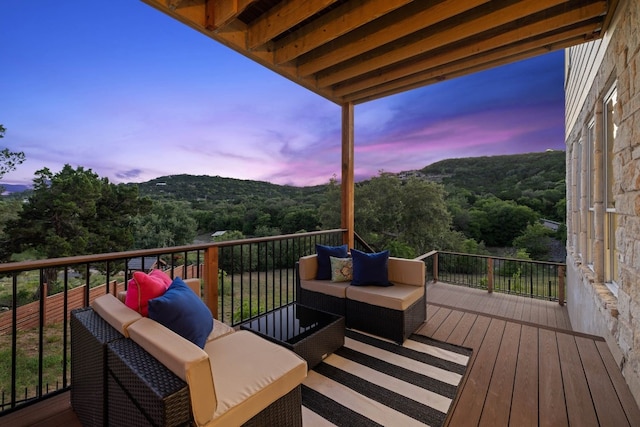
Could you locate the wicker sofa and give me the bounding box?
[296,254,426,343]
[71,278,307,427]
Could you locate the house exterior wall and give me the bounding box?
[565,0,640,405]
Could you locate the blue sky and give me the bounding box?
[1,0,565,187]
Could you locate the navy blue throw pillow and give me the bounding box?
[350,249,392,287]
[315,244,348,280]
[148,277,213,349]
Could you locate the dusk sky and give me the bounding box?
[1,1,566,188]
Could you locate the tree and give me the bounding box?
[281,208,319,233]
[0,198,22,252]
[132,200,197,249]
[0,125,26,185]
[318,175,341,229]
[3,165,148,263]
[352,173,454,255]
[512,222,554,260]
[467,197,539,247]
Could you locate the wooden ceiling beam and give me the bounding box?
[359,37,587,104]
[273,0,413,65]
[144,0,208,28]
[207,0,255,31]
[332,17,603,97]
[141,0,614,105]
[298,0,489,77]
[316,0,579,87]
[342,34,594,104]
[246,0,338,50]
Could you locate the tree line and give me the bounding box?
[0,151,566,267]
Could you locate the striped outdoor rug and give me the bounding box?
[301,330,472,427]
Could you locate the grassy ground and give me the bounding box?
[0,324,69,407]
[0,270,122,309]
[218,268,297,325]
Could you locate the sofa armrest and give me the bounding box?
[183,278,202,296]
[127,318,217,426]
[388,257,426,287]
[92,294,142,337]
[298,254,318,280]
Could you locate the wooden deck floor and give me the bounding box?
[425,282,640,426]
[2,282,640,426]
[427,281,572,331]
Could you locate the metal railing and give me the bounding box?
[0,229,344,415]
[426,251,566,304]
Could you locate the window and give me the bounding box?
[604,86,618,295]
[586,121,595,268]
[575,141,582,257]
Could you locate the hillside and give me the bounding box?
[3,151,566,210]
[418,151,565,200]
[134,174,327,204]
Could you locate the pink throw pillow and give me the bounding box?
[124,270,172,316]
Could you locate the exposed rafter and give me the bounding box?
[141,0,616,104]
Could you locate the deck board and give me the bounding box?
[445,311,477,346]
[557,332,600,426]
[426,281,572,330]
[432,309,464,342]
[422,306,452,337]
[478,322,520,426]
[538,329,568,427]
[595,340,640,425]
[576,336,630,426]
[448,318,505,426]
[510,325,539,427]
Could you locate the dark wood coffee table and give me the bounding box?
[240,303,345,369]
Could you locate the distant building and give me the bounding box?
[540,219,561,231]
[211,230,227,238]
[127,257,166,273]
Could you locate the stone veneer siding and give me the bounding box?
[565,0,640,406]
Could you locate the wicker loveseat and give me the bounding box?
[71,278,307,427]
[296,254,426,343]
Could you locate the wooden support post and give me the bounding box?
[341,102,355,249]
[204,246,220,319]
[487,257,494,293]
[558,265,565,306]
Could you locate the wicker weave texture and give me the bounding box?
[107,339,191,427]
[346,293,426,344]
[292,314,345,369]
[242,386,303,427]
[298,288,346,317]
[71,307,123,427]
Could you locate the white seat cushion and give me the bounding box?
[204,331,307,426]
[300,279,350,298]
[346,283,424,311]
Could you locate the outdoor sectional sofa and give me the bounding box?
[296,253,426,343]
[71,278,307,427]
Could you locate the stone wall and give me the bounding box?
[565,0,640,405]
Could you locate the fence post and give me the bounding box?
[433,252,438,282]
[204,247,220,319]
[487,258,493,293]
[558,265,565,306]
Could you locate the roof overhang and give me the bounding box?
[141,0,615,105]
